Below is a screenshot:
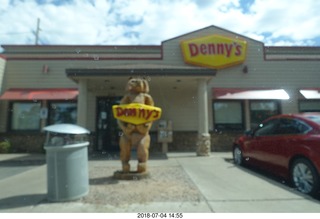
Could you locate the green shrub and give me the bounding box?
[0,139,11,153]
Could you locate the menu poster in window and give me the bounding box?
[40,107,48,119]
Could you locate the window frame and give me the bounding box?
[298,100,320,113]
[212,100,244,131]
[48,100,78,125]
[249,100,281,129]
[8,101,42,132]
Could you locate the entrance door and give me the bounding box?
[96,97,121,152]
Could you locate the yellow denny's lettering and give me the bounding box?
[112,103,162,125]
[180,34,247,69]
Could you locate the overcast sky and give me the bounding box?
[1,0,320,48]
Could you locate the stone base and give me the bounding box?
[113,171,150,180]
[196,133,211,156]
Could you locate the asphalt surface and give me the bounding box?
[0,152,320,213]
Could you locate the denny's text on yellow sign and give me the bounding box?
[180,34,247,69]
[112,103,162,125]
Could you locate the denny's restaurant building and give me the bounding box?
[1,26,320,154]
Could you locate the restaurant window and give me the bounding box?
[10,102,41,131]
[299,100,320,112]
[250,100,280,129]
[213,101,243,131]
[48,102,77,125]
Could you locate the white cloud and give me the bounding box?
[249,0,320,41]
[0,0,320,46]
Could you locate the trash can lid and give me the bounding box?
[43,124,90,134]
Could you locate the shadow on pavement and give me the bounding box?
[89,175,119,185]
[224,157,320,202]
[0,154,45,167]
[89,151,168,161]
[0,194,47,210]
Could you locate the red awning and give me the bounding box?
[299,89,320,99]
[0,88,78,100]
[212,88,290,100]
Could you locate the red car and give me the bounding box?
[233,113,320,196]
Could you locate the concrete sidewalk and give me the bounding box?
[0,152,320,213]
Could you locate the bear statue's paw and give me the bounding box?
[137,162,147,173]
[113,170,150,180]
[122,163,130,173]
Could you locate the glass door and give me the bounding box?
[96,97,121,152]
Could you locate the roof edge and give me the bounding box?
[161,25,264,45]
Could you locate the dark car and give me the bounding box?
[233,113,320,196]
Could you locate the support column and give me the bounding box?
[281,88,299,114]
[40,100,48,132]
[244,100,251,131]
[77,79,88,127]
[196,78,211,156]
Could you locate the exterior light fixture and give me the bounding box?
[42,64,49,74]
[242,65,248,74]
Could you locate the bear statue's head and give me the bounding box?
[126,77,149,94]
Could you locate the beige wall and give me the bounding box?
[3,60,77,90]
[150,78,199,131]
[0,57,6,132]
[84,77,200,132]
[210,57,320,115]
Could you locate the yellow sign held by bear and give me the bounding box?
[112,103,162,125]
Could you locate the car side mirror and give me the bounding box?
[244,129,254,137]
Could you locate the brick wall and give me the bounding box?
[151,131,243,152]
[1,130,243,153]
[1,133,46,153]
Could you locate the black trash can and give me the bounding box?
[43,124,90,202]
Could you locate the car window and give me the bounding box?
[306,115,320,124]
[254,119,279,136]
[294,119,312,134]
[275,118,311,135]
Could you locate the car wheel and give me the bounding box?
[233,146,243,166]
[290,158,320,196]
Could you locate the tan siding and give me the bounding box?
[0,58,7,132]
[211,61,320,89]
[212,69,320,114]
[210,60,320,110]
[5,61,77,89]
[151,82,198,131]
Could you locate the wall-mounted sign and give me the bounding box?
[180,35,247,69]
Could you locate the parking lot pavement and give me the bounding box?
[0,154,46,181]
[0,152,320,213]
[0,164,47,212]
[173,153,320,213]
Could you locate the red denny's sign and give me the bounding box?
[180,35,247,69]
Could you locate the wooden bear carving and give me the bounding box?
[117,77,154,173]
